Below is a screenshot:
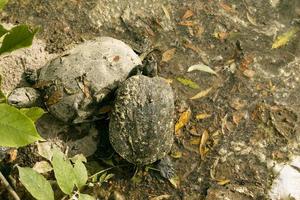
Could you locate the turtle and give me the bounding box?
[109,75,175,167]
[11,37,142,123]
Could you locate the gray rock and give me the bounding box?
[109,75,174,165]
[37,37,141,123]
[7,87,41,108]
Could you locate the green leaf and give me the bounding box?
[0,75,6,103]
[176,77,200,89]
[73,159,88,189]
[78,193,95,200]
[0,0,9,10]
[0,24,38,55]
[0,24,8,38]
[51,148,75,195]
[0,103,43,147]
[18,167,54,200]
[20,107,45,122]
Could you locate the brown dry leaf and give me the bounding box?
[178,21,195,26]
[243,69,255,78]
[232,111,244,125]
[170,151,182,159]
[190,87,212,100]
[188,126,200,136]
[182,10,194,19]
[230,98,246,110]
[46,90,63,106]
[196,113,211,120]
[184,42,201,54]
[213,32,229,41]
[199,130,209,160]
[217,179,230,185]
[175,109,192,135]
[162,48,176,62]
[8,149,17,163]
[219,2,234,13]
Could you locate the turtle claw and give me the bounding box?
[156,156,175,179]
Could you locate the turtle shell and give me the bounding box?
[109,75,174,165]
[37,37,141,123]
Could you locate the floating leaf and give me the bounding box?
[175,109,191,135]
[187,64,217,76]
[162,48,176,62]
[176,77,200,89]
[190,87,212,100]
[0,103,43,147]
[0,0,9,10]
[182,10,194,20]
[73,159,88,189]
[272,27,299,49]
[199,130,209,160]
[0,24,8,38]
[78,193,95,200]
[18,167,54,200]
[33,161,53,174]
[0,24,38,55]
[51,148,75,195]
[196,113,211,120]
[20,107,45,122]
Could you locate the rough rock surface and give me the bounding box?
[109,75,174,165]
[37,37,141,123]
[7,87,41,108]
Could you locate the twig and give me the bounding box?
[0,171,20,200]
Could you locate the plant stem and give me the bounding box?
[89,164,129,179]
[0,171,20,200]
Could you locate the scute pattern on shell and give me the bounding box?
[109,75,174,165]
[38,37,141,123]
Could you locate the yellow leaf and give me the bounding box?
[170,151,182,158]
[199,130,209,160]
[190,87,212,100]
[175,109,191,135]
[196,113,211,120]
[162,48,176,62]
[216,179,230,185]
[176,77,200,89]
[272,27,299,49]
[168,176,180,188]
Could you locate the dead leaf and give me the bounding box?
[188,126,200,136]
[168,176,180,188]
[175,109,191,135]
[232,111,244,125]
[150,194,171,200]
[178,21,195,26]
[7,149,17,163]
[243,69,255,78]
[246,12,258,26]
[196,113,211,120]
[163,78,173,84]
[216,179,230,185]
[176,77,200,89]
[170,151,182,158]
[190,138,200,145]
[162,48,176,62]
[230,98,246,110]
[190,87,212,100]
[219,2,234,13]
[182,10,194,19]
[184,43,201,54]
[162,5,171,20]
[199,130,209,160]
[213,31,229,41]
[272,27,299,49]
[187,63,218,76]
[33,161,53,174]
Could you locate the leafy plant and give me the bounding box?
[18,148,95,200]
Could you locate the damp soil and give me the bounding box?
[1,0,300,199]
